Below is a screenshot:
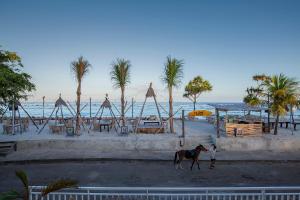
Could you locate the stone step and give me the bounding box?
[0,141,17,157]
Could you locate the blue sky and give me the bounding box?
[1,0,300,102]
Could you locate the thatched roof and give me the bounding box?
[146,83,156,98]
[208,103,267,112]
[55,96,68,107]
[101,94,111,108]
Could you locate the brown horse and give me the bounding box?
[174,144,208,170]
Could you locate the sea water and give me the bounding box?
[4,101,300,119]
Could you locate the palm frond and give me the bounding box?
[0,190,20,200]
[162,56,184,88]
[15,170,29,200]
[70,56,92,83]
[41,179,78,197]
[110,58,131,89]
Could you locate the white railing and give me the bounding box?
[30,186,300,200]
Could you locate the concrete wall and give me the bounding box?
[216,136,300,151]
[16,135,212,152]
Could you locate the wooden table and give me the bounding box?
[99,122,111,132]
[33,118,44,125]
[51,124,65,133]
[137,125,164,134]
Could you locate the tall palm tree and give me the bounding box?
[264,74,299,135]
[162,56,183,133]
[71,56,91,134]
[110,58,131,126]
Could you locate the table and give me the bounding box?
[33,118,44,125]
[144,121,160,126]
[99,123,111,132]
[51,124,65,133]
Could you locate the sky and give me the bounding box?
[1,0,300,103]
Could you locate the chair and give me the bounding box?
[93,119,100,131]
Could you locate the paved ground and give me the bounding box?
[1,160,300,192]
[2,149,300,162]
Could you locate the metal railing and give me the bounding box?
[29,186,300,200]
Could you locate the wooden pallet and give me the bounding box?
[226,123,262,137]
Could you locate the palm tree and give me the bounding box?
[110,58,131,126]
[0,170,77,200]
[71,56,91,135]
[162,56,184,133]
[183,76,212,111]
[264,74,299,135]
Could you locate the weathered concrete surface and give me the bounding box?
[2,149,300,162]
[216,133,300,151]
[14,134,212,152]
[1,160,300,192]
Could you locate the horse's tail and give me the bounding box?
[174,151,178,165]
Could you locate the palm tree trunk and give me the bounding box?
[121,86,125,126]
[169,86,174,133]
[75,81,81,135]
[274,114,279,135]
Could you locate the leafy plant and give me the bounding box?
[70,56,91,134]
[162,56,183,133]
[0,170,78,200]
[110,58,131,126]
[0,47,35,105]
[183,76,212,111]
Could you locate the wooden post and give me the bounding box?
[89,97,92,118]
[267,92,270,133]
[131,98,134,118]
[182,110,185,138]
[12,101,15,134]
[42,96,45,119]
[216,108,220,138]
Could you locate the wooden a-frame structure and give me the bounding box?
[89,94,120,132]
[2,100,39,134]
[135,83,162,132]
[38,94,75,134]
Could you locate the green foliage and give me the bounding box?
[265,74,299,117]
[244,73,299,134]
[243,74,271,107]
[110,58,131,89]
[0,170,77,200]
[41,179,78,197]
[162,56,183,88]
[15,170,29,200]
[0,48,35,104]
[243,87,262,106]
[70,56,91,83]
[183,76,212,107]
[0,190,20,200]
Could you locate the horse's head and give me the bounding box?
[196,144,208,152]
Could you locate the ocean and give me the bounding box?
[4,101,300,119]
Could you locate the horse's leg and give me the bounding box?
[179,162,184,169]
[196,160,200,170]
[190,160,195,171]
[178,154,184,169]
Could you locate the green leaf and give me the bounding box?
[41,179,78,197]
[0,190,20,200]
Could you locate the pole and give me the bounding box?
[216,108,220,138]
[42,96,45,119]
[267,92,270,133]
[182,110,185,138]
[12,101,15,134]
[89,97,92,118]
[131,98,134,118]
